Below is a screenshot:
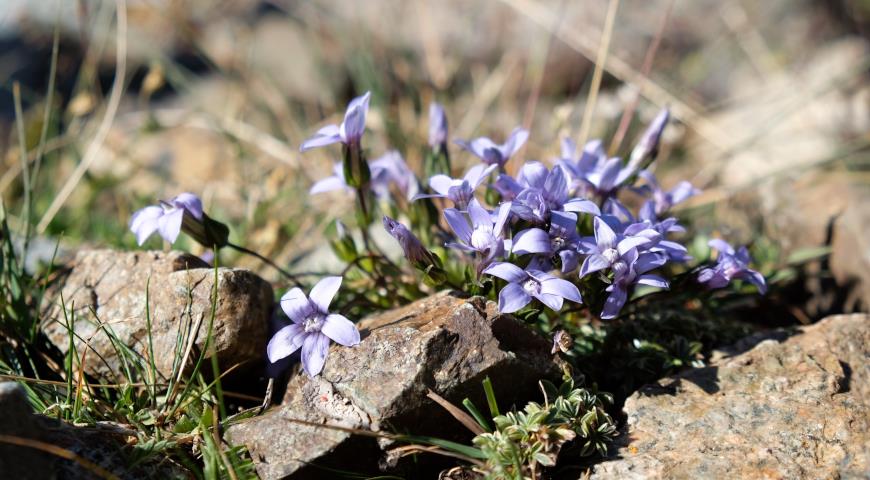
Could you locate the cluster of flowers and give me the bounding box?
[128,91,766,377]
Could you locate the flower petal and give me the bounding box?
[483,262,527,283]
[301,333,331,377]
[593,216,617,250]
[579,254,610,278]
[708,239,735,256]
[322,314,360,346]
[157,207,184,244]
[267,324,304,363]
[498,282,531,313]
[340,92,370,144]
[563,198,601,216]
[534,292,564,312]
[309,276,342,313]
[467,199,492,230]
[512,228,551,255]
[444,208,472,243]
[493,202,512,233]
[280,288,312,323]
[541,278,582,304]
[501,127,529,159]
[172,193,204,220]
[600,286,628,320]
[300,124,342,152]
[130,206,163,246]
[310,175,348,195]
[428,175,454,195]
[636,274,669,289]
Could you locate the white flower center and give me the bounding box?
[522,277,542,296]
[612,259,628,277]
[602,248,619,264]
[303,313,326,333]
[471,227,496,251]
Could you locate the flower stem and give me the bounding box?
[226,242,302,287]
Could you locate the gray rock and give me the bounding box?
[592,314,870,479]
[226,292,561,479]
[0,381,186,479]
[41,249,273,381]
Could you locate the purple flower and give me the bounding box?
[268,276,360,377]
[508,163,600,224]
[309,162,349,195]
[413,164,496,210]
[370,151,419,201]
[604,199,690,263]
[300,92,371,151]
[559,140,634,197]
[130,192,204,245]
[444,199,511,269]
[600,248,669,319]
[483,262,582,313]
[698,239,767,294]
[512,211,583,273]
[383,216,438,268]
[429,102,449,149]
[635,170,699,215]
[454,127,529,168]
[578,216,660,279]
[626,108,669,171]
[310,151,418,201]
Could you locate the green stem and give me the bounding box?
[226,242,302,287]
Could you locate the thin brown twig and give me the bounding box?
[608,0,674,156]
[0,434,120,480]
[577,0,621,147]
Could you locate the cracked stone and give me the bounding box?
[40,249,273,381]
[591,313,870,479]
[226,291,561,479]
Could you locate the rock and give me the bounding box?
[226,292,560,479]
[591,314,870,479]
[0,381,186,479]
[41,249,273,381]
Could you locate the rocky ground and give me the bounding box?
[15,247,868,478]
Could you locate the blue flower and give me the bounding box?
[698,239,767,294]
[300,92,371,151]
[413,164,496,210]
[454,127,528,168]
[268,276,360,377]
[130,192,204,245]
[444,199,512,270]
[483,262,582,313]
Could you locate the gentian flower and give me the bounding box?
[508,162,600,224]
[697,239,767,294]
[444,199,511,269]
[268,276,360,377]
[483,262,582,313]
[626,107,670,171]
[635,170,699,215]
[130,192,203,245]
[310,152,418,201]
[413,164,496,210]
[512,211,583,273]
[382,216,439,269]
[454,127,529,168]
[604,199,690,263]
[300,92,371,151]
[600,248,669,319]
[578,216,660,279]
[370,151,419,201]
[309,162,350,195]
[428,102,449,150]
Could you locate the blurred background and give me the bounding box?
[1,0,868,312]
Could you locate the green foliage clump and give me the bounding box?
[472,378,617,480]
